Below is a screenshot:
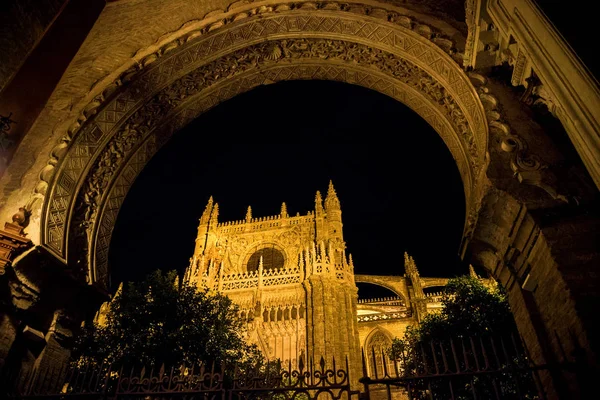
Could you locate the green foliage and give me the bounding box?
[71,270,263,369]
[413,275,515,344]
[388,276,537,399]
[390,275,517,358]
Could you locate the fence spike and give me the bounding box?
[168,365,175,391]
[479,337,490,370]
[371,346,378,379]
[470,337,481,371]
[438,340,449,375]
[332,355,337,384]
[319,356,325,371]
[345,355,350,384]
[420,342,430,375]
[381,348,389,378]
[299,354,305,372]
[361,348,368,378]
[500,335,511,366]
[430,340,440,375]
[461,338,471,372]
[490,337,501,370]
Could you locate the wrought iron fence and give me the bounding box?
[359,333,567,400]
[5,334,575,400]
[6,356,359,400]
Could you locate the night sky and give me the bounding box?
[108,80,467,296]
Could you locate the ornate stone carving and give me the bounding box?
[463,0,480,69]
[38,7,486,286]
[70,38,479,283]
[36,1,462,221]
[468,72,569,203]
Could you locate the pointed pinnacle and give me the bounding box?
[210,203,219,220]
[328,180,337,196]
[246,206,252,221]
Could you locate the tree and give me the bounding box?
[389,275,537,399]
[71,270,263,370]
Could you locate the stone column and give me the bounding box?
[304,274,361,389]
[469,187,598,399]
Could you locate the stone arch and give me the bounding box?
[36,2,488,288]
[355,274,408,304]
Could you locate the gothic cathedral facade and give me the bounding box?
[185,182,361,377]
[184,182,450,382]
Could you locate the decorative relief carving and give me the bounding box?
[468,72,569,203]
[76,41,478,282]
[38,7,486,284]
[463,0,480,69]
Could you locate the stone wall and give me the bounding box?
[0,0,66,92]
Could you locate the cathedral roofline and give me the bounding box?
[216,210,315,228]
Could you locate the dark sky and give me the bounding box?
[108,80,466,295]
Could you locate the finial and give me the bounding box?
[348,253,354,267]
[327,180,336,196]
[246,206,252,222]
[404,252,419,276]
[210,203,219,222]
[325,180,340,210]
[281,202,288,218]
[200,196,214,224]
[258,255,264,271]
[469,264,478,278]
[315,190,324,214]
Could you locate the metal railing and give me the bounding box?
[5,333,576,400]
[359,333,569,400]
[6,356,359,400]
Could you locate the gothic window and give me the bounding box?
[366,330,394,378]
[246,246,285,271]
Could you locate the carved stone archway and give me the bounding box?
[37,2,489,289]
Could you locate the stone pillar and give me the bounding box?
[304,274,361,389]
[25,310,73,394]
[469,187,598,399]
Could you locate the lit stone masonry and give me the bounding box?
[184,182,451,386]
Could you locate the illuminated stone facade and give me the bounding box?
[1,1,599,397]
[184,182,447,381]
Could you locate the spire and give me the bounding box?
[210,203,219,224]
[405,252,424,300]
[315,191,324,215]
[200,196,214,224]
[246,206,252,222]
[404,252,419,277]
[325,180,340,210]
[281,202,288,218]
